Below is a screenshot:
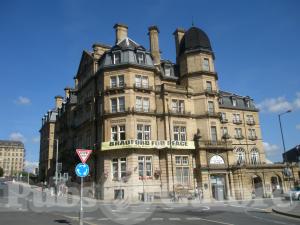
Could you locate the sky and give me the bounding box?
[0,0,299,167]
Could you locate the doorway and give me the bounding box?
[210,174,227,201]
[271,176,283,197]
[252,175,263,198]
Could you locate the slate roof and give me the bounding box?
[0,140,24,147]
[219,90,258,111]
[179,26,213,56]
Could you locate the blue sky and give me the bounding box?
[0,0,299,166]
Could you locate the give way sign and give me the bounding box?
[76,149,92,164]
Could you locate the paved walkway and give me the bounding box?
[272,201,300,218]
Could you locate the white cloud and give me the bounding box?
[9,132,26,143]
[14,96,31,105]
[24,161,39,174]
[296,124,300,130]
[257,92,300,113]
[263,142,281,156]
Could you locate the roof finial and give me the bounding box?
[192,16,194,27]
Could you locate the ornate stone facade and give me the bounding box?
[39,24,299,201]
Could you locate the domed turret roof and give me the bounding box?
[179,26,212,56]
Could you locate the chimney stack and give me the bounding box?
[114,23,128,44]
[173,28,185,59]
[54,95,63,109]
[64,87,71,99]
[148,26,161,65]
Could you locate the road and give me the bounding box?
[0,182,299,225]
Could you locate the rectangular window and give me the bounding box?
[206,81,212,91]
[135,75,142,87]
[221,127,228,135]
[136,97,142,111]
[110,76,117,88]
[172,99,185,113]
[118,97,125,112]
[144,125,151,140]
[208,101,214,113]
[165,67,171,76]
[136,124,151,140]
[135,97,149,112]
[202,58,210,71]
[137,124,143,140]
[221,112,227,120]
[233,113,241,123]
[232,98,237,107]
[113,52,121,64]
[111,98,117,113]
[235,128,242,137]
[137,53,145,64]
[143,97,149,112]
[176,167,189,185]
[142,76,149,88]
[211,126,217,142]
[138,156,152,177]
[112,158,127,180]
[173,126,186,141]
[112,158,119,179]
[118,75,124,87]
[111,125,126,141]
[119,125,126,140]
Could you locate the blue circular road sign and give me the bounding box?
[75,163,89,177]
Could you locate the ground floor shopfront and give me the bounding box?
[97,142,300,201]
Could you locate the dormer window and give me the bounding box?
[245,99,250,108]
[202,58,210,71]
[113,52,121,64]
[165,67,171,76]
[232,98,237,107]
[218,97,223,105]
[137,52,145,64]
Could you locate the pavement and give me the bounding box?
[1,181,300,225]
[272,201,300,219]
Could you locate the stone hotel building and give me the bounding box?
[39,23,299,201]
[0,140,25,177]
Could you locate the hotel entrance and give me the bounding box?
[210,174,227,201]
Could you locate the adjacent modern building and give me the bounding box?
[0,140,25,177]
[39,23,300,201]
[283,145,300,166]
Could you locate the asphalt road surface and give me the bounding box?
[1,182,300,225]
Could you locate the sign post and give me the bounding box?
[75,149,92,225]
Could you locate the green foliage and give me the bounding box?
[0,167,3,177]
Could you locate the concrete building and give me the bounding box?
[39,24,299,201]
[0,140,24,177]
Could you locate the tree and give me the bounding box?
[0,167,3,177]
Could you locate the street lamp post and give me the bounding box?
[278,110,291,160]
[278,109,292,205]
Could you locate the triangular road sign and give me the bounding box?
[76,149,92,164]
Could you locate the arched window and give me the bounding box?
[234,147,245,165]
[251,148,259,164]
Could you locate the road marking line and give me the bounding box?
[152,218,164,221]
[186,217,234,225]
[163,207,173,210]
[97,218,109,221]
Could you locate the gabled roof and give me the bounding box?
[112,37,145,51]
[75,50,94,78]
